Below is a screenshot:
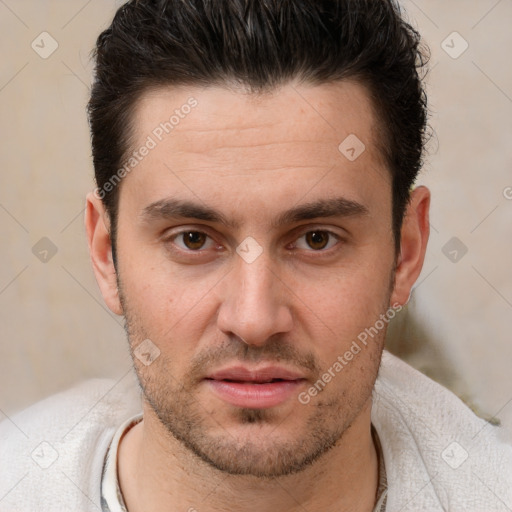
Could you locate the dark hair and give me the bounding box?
[88,0,431,262]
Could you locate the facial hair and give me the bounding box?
[117,270,393,478]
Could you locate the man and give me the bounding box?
[1,0,511,511]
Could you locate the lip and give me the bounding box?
[206,365,306,382]
[204,365,307,409]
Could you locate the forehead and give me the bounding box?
[132,79,383,161]
[121,80,390,217]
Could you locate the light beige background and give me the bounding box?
[1,0,511,431]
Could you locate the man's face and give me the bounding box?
[114,81,397,477]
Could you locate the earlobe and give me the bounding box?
[85,192,123,315]
[390,186,431,307]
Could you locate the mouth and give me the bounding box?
[208,378,294,384]
[204,366,307,408]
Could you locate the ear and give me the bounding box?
[390,185,431,307]
[85,192,123,315]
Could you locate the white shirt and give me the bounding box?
[99,415,388,512]
[2,351,511,511]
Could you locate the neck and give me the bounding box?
[118,399,378,512]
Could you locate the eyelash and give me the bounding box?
[164,228,343,256]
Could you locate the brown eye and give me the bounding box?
[169,231,215,251]
[164,228,220,260]
[305,231,329,250]
[294,230,340,252]
[181,231,207,250]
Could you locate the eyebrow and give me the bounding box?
[141,196,369,229]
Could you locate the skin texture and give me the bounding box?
[86,80,430,512]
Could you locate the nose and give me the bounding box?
[216,249,293,347]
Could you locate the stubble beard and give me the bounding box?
[117,273,391,478]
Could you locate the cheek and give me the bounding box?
[119,251,221,343]
[300,268,389,401]
[295,259,392,356]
